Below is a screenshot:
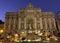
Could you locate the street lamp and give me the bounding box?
[0,29,4,34]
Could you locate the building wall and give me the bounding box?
[4,3,57,35]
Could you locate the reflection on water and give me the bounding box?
[1,38,60,43]
[16,40,59,43]
[15,39,60,43]
[19,41,59,43]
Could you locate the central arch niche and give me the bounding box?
[26,18,34,30]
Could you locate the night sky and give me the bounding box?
[0,0,60,22]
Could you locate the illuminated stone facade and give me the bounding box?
[4,3,58,42]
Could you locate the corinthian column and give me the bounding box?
[24,18,26,29]
[40,18,43,29]
[34,18,37,29]
[52,18,56,29]
[18,18,21,29]
[44,18,47,29]
[48,18,52,29]
[13,17,16,29]
[9,17,12,30]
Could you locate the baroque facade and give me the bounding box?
[3,3,58,42]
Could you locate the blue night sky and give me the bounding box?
[0,0,60,22]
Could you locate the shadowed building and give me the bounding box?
[0,20,4,43]
[56,11,60,32]
[4,3,57,42]
[0,20,4,29]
